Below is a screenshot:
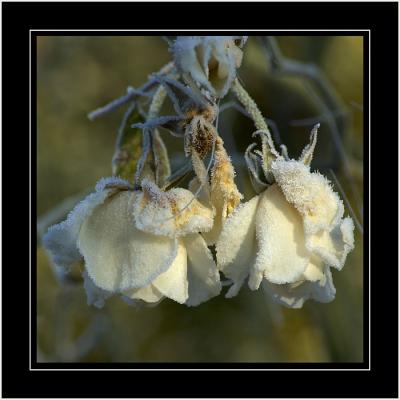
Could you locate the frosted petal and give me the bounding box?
[169,188,214,236]
[78,191,177,292]
[82,270,112,308]
[43,189,111,269]
[172,37,211,91]
[134,182,213,238]
[272,160,344,235]
[152,239,188,304]
[251,185,310,288]
[216,194,260,296]
[262,267,336,309]
[124,284,164,303]
[205,136,242,244]
[306,217,355,270]
[302,255,325,282]
[183,234,221,306]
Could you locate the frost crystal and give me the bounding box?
[216,127,355,308]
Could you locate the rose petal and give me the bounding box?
[204,136,242,245]
[216,194,260,297]
[250,184,310,288]
[82,270,112,308]
[302,255,325,282]
[152,239,188,304]
[172,37,211,91]
[78,191,177,292]
[271,160,344,235]
[43,189,111,269]
[262,267,336,309]
[183,234,221,306]
[306,217,355,270]
[124,284,164,303]
[134,184,213,238]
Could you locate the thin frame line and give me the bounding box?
[30,29,370,371]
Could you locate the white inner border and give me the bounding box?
[30,30,370,372]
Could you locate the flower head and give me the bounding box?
[216,126,355,306]
[171,36,247,98]
[44,177,221,307]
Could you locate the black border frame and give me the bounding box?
[2,1,398,397]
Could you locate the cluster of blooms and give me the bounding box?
[44,36,355,309]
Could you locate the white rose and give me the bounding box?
[44,177,221,307]
[216,133,355,308]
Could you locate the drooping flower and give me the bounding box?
[171,36,247,98]
[44,177,221,307]
[216,126,355,307]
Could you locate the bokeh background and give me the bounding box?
[37,36,364,363]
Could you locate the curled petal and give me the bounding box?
[216,194,260,297]
[204,136,243,244]
[271,160,344,235]
[172,36,244,98]
[169,188,214,236]
[302,256,325,282]
[183,234,221,306]
[43,189,112,270]
[262,267,336,309]
[83,270,112,308]
[172,37,210,90]
[78,191,177,292]
[124,284,164,303]
[250,184,310,288]
[134,183,213,238]
[306,217,355,271]
[151,239,188,304]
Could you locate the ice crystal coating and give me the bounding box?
[171,36,245,98]
[203,137,243,244]
[44,177,220,307]
[216,130,355,308]
[133,179,214,238]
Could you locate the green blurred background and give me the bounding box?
[37,36,364,363]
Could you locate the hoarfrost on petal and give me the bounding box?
[134,182,213,238]
[251,184,310,287]
[83,270,112,308]
[168,188,214,236]
[306,217,355,271]
[204,136,242,244]
[271,159,344,235]
[216,194,260,296]
[43,189,111,270]
[78,191,177,292]
[302,256,325,282]
[262,267,336,309]
[124,284,164,303]
[152,239,188,304]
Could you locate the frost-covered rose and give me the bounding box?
[216,132,355,308]
[171,36,247,98]
[44,177,221,307]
